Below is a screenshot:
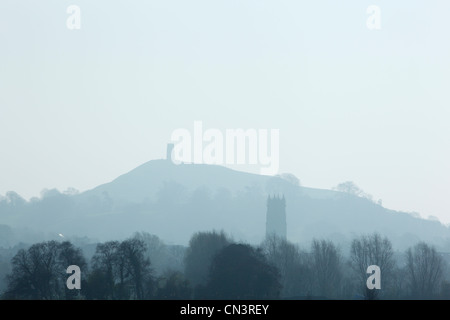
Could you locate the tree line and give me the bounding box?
[1,231,449,300]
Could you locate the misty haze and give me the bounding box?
[1,1,450,301]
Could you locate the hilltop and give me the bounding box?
[1,159,449,249]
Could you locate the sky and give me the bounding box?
[1,1,449,223]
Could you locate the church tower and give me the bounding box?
[266,195,286,240]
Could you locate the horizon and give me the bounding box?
[0,153,445,227]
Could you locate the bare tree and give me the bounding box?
[155,270,192,299]
[132,232,184,276]
[350,233,394,299]
[405,242,445,299]
[5,241,86,299]
[310,239,342,298]
[89,238,153,300]
[57,241,87,299]
[261,235,311,298]
[119,238,152,299]
[91,241,120,299]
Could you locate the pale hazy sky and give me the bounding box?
[1,1,449,223]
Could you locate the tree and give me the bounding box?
[349,233,394,299]
[90,241,120,299]
[88,237,154,300]
[278,173,300,186]
[184,230,230,289]
[204,244,280,299]
[5,191,26,207]
[132,232,185,276]
[119,238,152,299]
[334,181,374,201]
[57,241,87,299]
[5,241,86,299]
[310,239,342,298]
[84,269,112,300]
[155,270,192,299]
[260,235,311,298]
[334,181,363,196]
[405,242,445,299]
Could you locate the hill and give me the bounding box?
[1,159,449,250]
